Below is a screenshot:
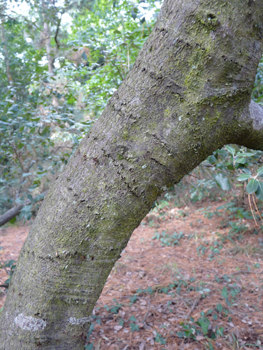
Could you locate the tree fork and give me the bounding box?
[1,0,263,348]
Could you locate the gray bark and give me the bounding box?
[1,0,263,349]
[43,22,55,75]
[0,11,12,85]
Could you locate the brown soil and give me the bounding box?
[1,200,263,350]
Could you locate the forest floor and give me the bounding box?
[0,197,263,350]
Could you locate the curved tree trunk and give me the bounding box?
[1,0,263,348]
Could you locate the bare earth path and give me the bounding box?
[1,201,263,349]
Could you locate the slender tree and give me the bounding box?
[1,0,263,349]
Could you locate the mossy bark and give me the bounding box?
[1,0,263,349]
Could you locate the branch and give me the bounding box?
[7,10,40,30]
[54,12,64,51]
[0,192,46,227]
[248,100,263,131]
[112,59,124,80]
[0,284,8,289]
[238,100,263,150]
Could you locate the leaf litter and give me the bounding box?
[1,199,263,349]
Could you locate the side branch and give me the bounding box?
[0,193,46,227]
[238,101,263,150]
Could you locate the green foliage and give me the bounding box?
[214,173,231,191]
[196,239,223,261]
[129,295,138,304]
[84,344,94,350]
[64,0,159,117]
[206,145,263,197]
[154,332,166,345]
[85,323,95,350]
[152,230,184,246]
[190,179,217,202]
[0,0,160,221]
[0,80,82,219]
[177,311,224,341]
[220,285,241,306]
[129,316,139,332]
[103,299,122,314]
[0,259,16,287]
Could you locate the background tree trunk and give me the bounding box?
[0,19,12,84]
[1,0,263,349]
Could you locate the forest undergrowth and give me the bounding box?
[1,191,263,350]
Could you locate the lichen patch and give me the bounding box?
[14,313,46,331]
[68,317,90,325]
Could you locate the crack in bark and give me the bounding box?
[151,133,175,156]
[151,133,192,178]
[117,170,140,198]
[150,157,173,178]
[101,148,140,198]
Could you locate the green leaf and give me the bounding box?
[198,319,209,335]
[4,260,16,268]
[17,143,24,150]
[208,342,214,350]
[257,166,263,177]
[226,164,235,171]
[0,121,11,126]
[221,287,228,299]
[217,327,224,336]
[207,155,217,164]
[9,104,19,112]
[237,151,256,157]
[9,217,16,224]
[32,179,41,186]
[39,126,50,136]
[225,145,235,155]
[22,173,32,177]
[246,178,259,194]
[215,174,231,191]
[130,322,139,332]
[242,168,251,174]
[216,304,223,312]
[235,157,247,164]
[237,174,251,182]
[255,181,263,200]
[129,315,136,322]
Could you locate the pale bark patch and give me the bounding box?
[14,313,46,331]
[68,317,90,325]
[249,101,263,131]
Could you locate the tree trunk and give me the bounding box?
[43,21,55,75]
[0,20,13,84]
[1,0,263,349]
